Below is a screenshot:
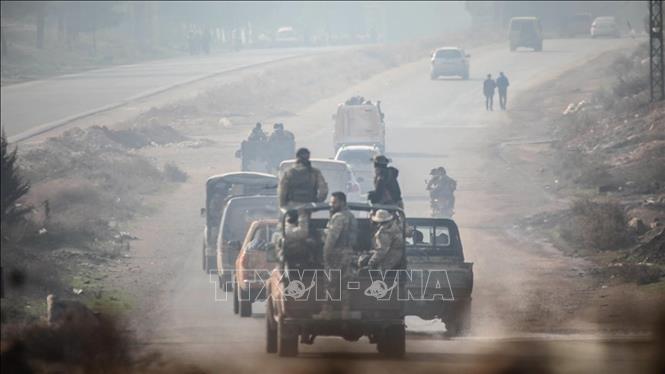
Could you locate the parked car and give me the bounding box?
[332,98,385,153]
[233,219,278,317]
[508,17,543,51]
[278,159,363,202]
[430,47,470,80]
[334,144,380,194]
[201,172,277,274]
[591,16,620,38]
[216,196,278,291]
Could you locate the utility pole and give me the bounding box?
[650,0,664,101]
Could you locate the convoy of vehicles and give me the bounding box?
[430,47,470,80]
[332,99,385,153]
[201,172,277,273]
[591,16,620,38]
[508,17,543,51]
[334,144,381,194]
[278,159,363,202]
[201,97,473,357]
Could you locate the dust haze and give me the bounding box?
[1,1,664,374]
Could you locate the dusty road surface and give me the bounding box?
[1,46,349,140]
[88,38,656,373]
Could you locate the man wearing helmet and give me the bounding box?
[366,209,405,271]
[368,155,403,208]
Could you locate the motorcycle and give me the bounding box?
[430,195,454,218]
[425,178,455,218]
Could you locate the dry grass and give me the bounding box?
[561,198,632,251]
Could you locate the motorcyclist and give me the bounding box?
[368,155,403,208]
[426,167,457,216]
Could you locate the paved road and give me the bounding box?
[0,47,348,140]
[113,37,650,373]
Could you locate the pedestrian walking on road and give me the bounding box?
[496,72,510,110]
[483,74,496,111]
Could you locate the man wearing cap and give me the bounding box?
[369,155,403,208]
[367,209,405,271]
[278,148,328,208]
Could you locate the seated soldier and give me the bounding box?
[366,209,405,270]
[277,209,320,267]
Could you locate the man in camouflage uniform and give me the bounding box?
[278,148,328,209]
[367,209,404,271]
[279,208,321,267]
[321,192,357,316]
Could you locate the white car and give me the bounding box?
[278,159,363,202]
[334,145,380,194]
[591,16,619,38]
[430,47,470,80]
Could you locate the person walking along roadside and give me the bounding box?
[483,74,496,111]
[496,72,510,110]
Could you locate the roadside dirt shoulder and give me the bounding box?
[499,47,665,332]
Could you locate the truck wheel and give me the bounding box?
[239,288,252,317]
[379,324,405,357]
[445,298,471,337]
[266,297,278,353]
[277,320,298,357]
[233,284,239,315]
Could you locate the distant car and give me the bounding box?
[430,47,470,80]
[233,219,278,317]
[508,17,543,51]
[591,16,620,38]
[278,159,363,203]
[216,196,278,291]
[334,145,380,194]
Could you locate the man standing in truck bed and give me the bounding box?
[321,192,357,317]
[278,148,328,208]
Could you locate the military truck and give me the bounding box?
[404,218,473,337]
[201,172,277,274]
[265,203,406,357]
[332,97,385,153]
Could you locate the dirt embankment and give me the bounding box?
[502,43,665,330]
